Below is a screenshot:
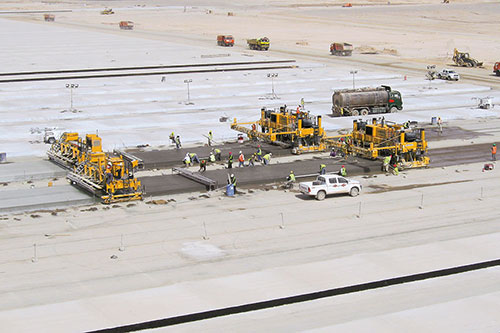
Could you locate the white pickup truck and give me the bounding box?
[437,68,460,81]
[299,174,362,200]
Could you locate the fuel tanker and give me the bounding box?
[332,85,403,117]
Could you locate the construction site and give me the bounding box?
[0,0,500,331]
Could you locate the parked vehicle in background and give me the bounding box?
[299,174,362,200]
[43,14,55,22]
[437,68,460,81]
[247,37,270,51]
[217,35,234,47]
[119,21,134,30]
[332,85,403,117]
[100,8,114,15]
[494,62,500,76]
[330,42,353,56]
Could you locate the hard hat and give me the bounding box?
[270,153,273,155]
[290,171,294,173]
[229,151,232,154]
[494,144,496,146]
[342,165,345,168]
[239,151,242,154]
[258,145,261,147]
[231,174,234,177]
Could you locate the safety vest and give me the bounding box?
[184,156,191,164]
[209,132,213,140]
[209,153,216,162]
[215,148,221,154]
[239,154,244,162]
[263,154,271,161]
[289,173,296,181]
[228,154,233,162]
[189,153,196,158]
[492,146,497,154]
[384,156,391,164]
[231,176,237,186]
[257,148,262,156]
[340,168,347,176]
[320,164,326,170]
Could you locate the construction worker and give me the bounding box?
[383,155,392,172]
[492,143,497,161]
[169,132,175,144]
[199,159,207,172]
[189,152,200,164]
[183,153,191,167]
[286,170,296,189]
[256,145,263,161]
[214,148,222,161]
[208,131,213,146]
[228,173,237,192]
[339,165,347,177]
[227,152,233,169]
[248,153,256,167]
[238,151,245,167]
[392,164,399,176]
[320,163,326,175]
[437,117,443,134]
[175,135,182,149]
[263,153,272,165]
[209,151,216,163]
[300,97,305,109]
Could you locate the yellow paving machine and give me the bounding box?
[231,106,326,154]
[231,107,429,168]
[323,118,429,168]
[47,132,143,204]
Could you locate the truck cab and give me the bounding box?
[494,62,500,76]
[217,35,234,47]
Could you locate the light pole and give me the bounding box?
[267,73,278,99]
[350,70,358,89]
[184,79,193,105]
[65,83,79,111]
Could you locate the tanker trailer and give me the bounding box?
[332,85,403,117]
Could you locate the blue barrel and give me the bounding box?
[431,117,437,125]
[226,184,235,196]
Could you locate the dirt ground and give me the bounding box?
[2,0,500,67]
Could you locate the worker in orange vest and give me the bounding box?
[492,143,497,161]
[238,151,245,167]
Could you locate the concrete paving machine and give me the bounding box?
[323,118,430,169]
[47,132,143,204]
[231,106,325,154]
[452,48,483,67]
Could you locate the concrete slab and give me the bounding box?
[0,185,96,213]
[0,233,498,332]
[0,158,66,183]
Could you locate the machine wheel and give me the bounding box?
[48,137,56,144]
[316,191,326,201]
[351,110,360,116]
[360,109,369,116]
[349,187,360,197]
[390,107,398,113]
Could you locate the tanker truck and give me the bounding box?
[332,85,403,117]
